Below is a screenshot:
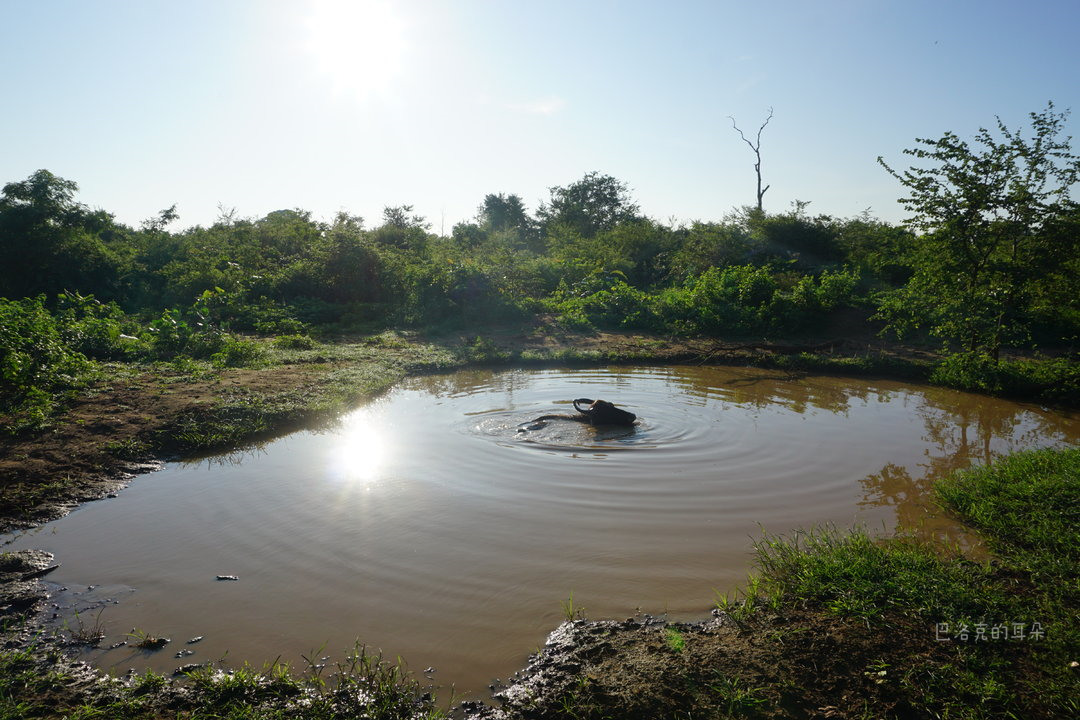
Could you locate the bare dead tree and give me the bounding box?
[728,107,774,212]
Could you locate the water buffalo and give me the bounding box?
[520,398,637,430]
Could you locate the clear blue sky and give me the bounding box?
[2,0,1077,232]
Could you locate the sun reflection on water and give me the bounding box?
[327,407,391,488]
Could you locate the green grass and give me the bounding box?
[935,447,1080,586]
[752,526,1010,624]
[664,628,686,653]
[561,591,586,622]
[723,447,1080,719]
[154,338,456,453]
[701,674,769,717]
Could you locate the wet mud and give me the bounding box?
[458,606,956,720]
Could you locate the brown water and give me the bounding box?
[5,366,1078,698]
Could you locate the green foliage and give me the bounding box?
[548,272,659,331]
[667,265,859,335]
[667,220,757,279]
[56,291,139,359]
[211,337,265,368]
[142,307,226,359]
[0,169,128,301]
[930,351,1080,404]
[0,295,89,431]
[273,333,315,350]
[877,103,1080,356]
[546,264,861,337]
[0,159,1075,389]
[752,203,843,267]
[537,171,640,238]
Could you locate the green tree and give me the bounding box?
[478,193,531,233]
[374,205,430,250]
[877,103,1080,357]
[477,192,539,252]
[0,170,125,300]
[537,172,640,238]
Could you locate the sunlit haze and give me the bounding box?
[2,0,1077,230]
[304,0,409,100]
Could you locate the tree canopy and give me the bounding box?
[877,103,1080,357]
[536,171,641,238]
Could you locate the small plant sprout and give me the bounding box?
[128,628,170,650]
[561,591,586,622]
[68,608,106,646]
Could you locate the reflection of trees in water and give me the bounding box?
[404,366,912,419]
[679,368,900,418]
[400,367,647,408]
[915,387,1062,476]
[400,369,504,398]
[859,388,1078,535]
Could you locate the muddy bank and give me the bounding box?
[459,608,949,720]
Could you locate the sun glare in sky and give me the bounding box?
[303,0,407,100]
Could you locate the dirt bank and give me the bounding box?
[460,608,953,720]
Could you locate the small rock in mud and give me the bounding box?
[175,649,194,658]
[424,667,436,674]
[110,641,127,649]
[173,663,203,675]
[215,575,239,581]
[187,636,203,644]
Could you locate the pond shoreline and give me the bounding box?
[1,328,1075,719]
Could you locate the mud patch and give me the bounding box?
[0,549,58,613]
[463,609,953,719]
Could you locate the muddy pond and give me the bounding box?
[5,366,1078,698]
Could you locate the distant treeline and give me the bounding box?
[0,167,1076,346]
[2,106,1079,423]
[0,169,898,335]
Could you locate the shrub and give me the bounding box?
[211,337,265,368]
[0,296,88,431]
[56,291,137,359]
[273,334,315,350]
